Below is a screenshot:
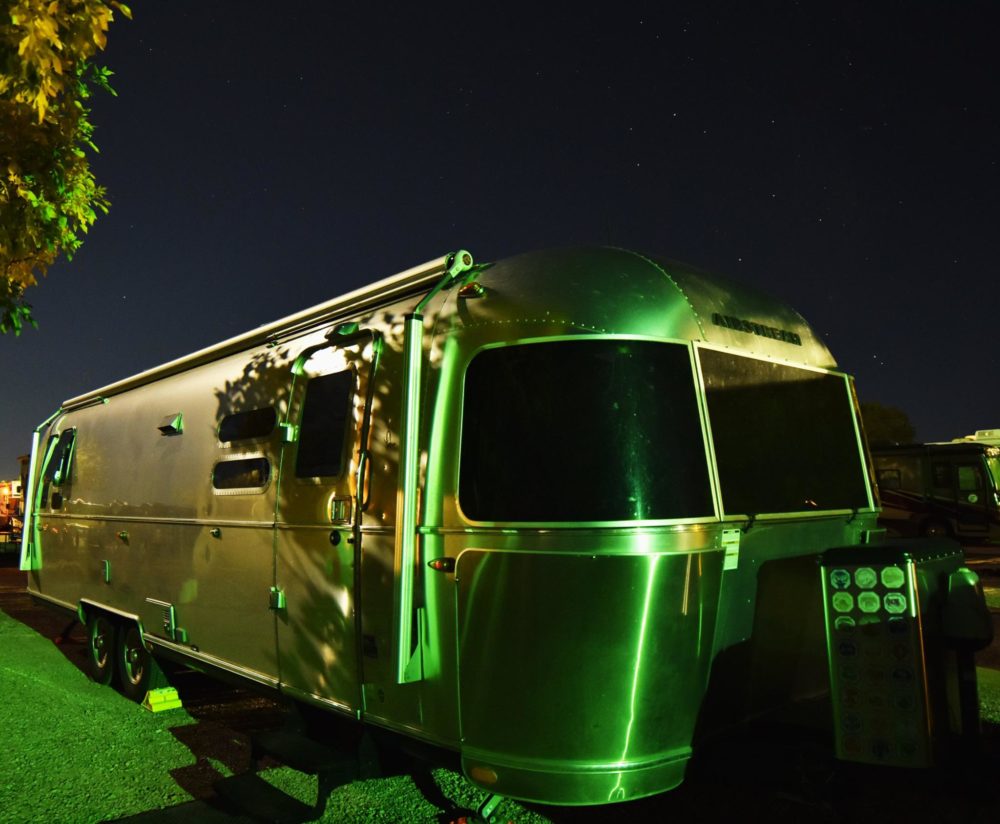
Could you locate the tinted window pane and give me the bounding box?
[958,465,982,492]
[44,429,76,485]
[459,340,712,521]
[219,407,276,442]
[931,462,952,491]
[296,371,354,478]
[874,454,922,493]
[213,458,270,489]
[41,429,76,508]
[700,349,869,514]
[876,469,900,490]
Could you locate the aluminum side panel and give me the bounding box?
[456,548,724,804]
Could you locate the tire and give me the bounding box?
[117,624,164,702]
[86,613,116,686]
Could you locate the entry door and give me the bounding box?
[954,462,989,534]
[274,336,374,711]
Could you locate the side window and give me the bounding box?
[876,468,901,490]
[45,429,77,486]
[957,464,983,493]
[896,456,922,493]
[931,462,954,499]
[41,428,77,509]
[213,457,271,491]
[873,455,921,493]
[295,370,354,478]
[219,407,277,443]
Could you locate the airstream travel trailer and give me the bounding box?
[21,247,879,807]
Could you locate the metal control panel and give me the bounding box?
[822,559,931,767]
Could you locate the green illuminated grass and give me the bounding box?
[260,766,532,823]
[977,666,1000,725]
[0,607,549,823]
[0,609,197,821]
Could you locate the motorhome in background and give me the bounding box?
[955,429,1000,446]
[872,441,1000,543]
[1,471,24,545]
[21,246,880,808]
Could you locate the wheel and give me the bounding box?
[117,624,163,702]
[921,519,951,539]
[86,613,116,685]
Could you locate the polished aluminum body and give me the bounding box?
[23,247,878,805]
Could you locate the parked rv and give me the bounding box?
[21,247,880,807]
[872,442,1000,543]
[1,477,23,549]
[955,428,1000,446]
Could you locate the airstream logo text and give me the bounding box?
[711,313,802,346]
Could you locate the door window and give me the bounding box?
[295,370,355,478]
[957,464,984,503]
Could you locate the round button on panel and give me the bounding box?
[884,592,907,614]
[881,566,906,589]
[857,591,881,613]
[835,616,856,632]
[832,592,855,613]
[854,567,877,589]
[830,569,852,590]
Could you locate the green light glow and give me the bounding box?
[393,314,425,683]
[609,551,662,801]
[696,554,705,655]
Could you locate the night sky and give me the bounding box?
[3,1,998,471]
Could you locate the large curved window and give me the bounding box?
[699,348,870,514]
[459,340,713,522]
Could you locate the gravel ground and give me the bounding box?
[3,557,1000,823]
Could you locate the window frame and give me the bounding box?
[211,453,272,495]
[217,407,278,445]
[693,341,876,520]
[455,334,720,528]
[292,367,357,483]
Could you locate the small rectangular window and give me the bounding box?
[40,428,76,509]
[296,371,354,478]
[931,462,953,491]
[44,428,77,487]
[219,407,277,443]
[213,457,271,490]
